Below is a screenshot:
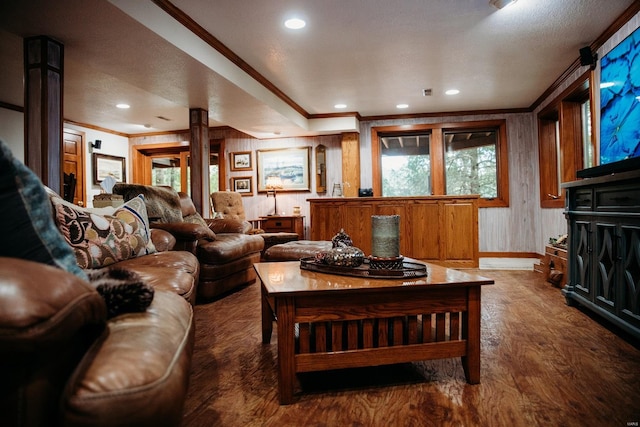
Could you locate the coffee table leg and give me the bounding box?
[276,296,296,404]
[462,286,481,384]
[261,282,273,344]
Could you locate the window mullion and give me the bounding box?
[431,128,445,195]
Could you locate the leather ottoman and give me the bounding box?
[262,240,332,262]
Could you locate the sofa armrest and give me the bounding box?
[150,228,176,252]
[206,218,252,234]
[151,222,216,253]
[0,257,107,426]
[0,258,106,353]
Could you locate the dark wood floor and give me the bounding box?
[182,269,640,427]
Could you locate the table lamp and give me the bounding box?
[265,175,283,216]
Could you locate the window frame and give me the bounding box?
[537,72,595,208]
[371,119,509,208]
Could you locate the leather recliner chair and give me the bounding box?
[114,185,264,300]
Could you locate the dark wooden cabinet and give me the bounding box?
[308,196,479,268]
[260,215,305,239]
[562,169,640,339]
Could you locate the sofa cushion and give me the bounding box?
[209,218,252,234]
[114,251,200,304]
[0,140,88,280]
[51,194,157,269]
[114,183,183,223]
[197,233,264,264]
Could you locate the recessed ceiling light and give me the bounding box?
[334,103,347,109]
[116,103,130,109]
[284,18,306,29]
[490,0,517,9]
[445,89,460,95]
[396,104,409,109]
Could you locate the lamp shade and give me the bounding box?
[265,176,283,189]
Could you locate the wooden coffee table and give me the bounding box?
[254,261,494,404]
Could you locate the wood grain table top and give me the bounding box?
[254,261,494,296]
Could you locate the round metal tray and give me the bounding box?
[299,257,428,279]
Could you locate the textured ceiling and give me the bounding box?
[0,0,636,137]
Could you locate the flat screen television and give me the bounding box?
[578,25,640,179]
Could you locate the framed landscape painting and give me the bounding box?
[93,153,126,185]
[256,147,311,192]
[230,151,252,171]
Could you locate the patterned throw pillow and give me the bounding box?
[0,140,88,280]
[50,194,157,269]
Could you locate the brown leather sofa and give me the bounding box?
[114,185,264,300]
[0,225,199,427]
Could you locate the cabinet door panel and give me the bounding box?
[342,204,374,254]
[620,224,640,328]
[310,203,342,241]
[595,222,617,313]
[407,202,439,260]
[573,219,592,299]
[443,202,476,261]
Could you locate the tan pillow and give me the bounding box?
[51,194,157,269]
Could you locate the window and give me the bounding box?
[152,154,183,192]
[537,72,594,208]
[133,139,225,194]
[380,133,431,196]
[581,99,594,169]
[444,129,498,198]
[372,120,509,207]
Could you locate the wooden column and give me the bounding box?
[341,132,360,197]
[189,108,210,215]
[23,36,64,193]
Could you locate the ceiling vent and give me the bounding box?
[422,89,432,96]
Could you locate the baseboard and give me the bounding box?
[479,251,543,259]
[479,253,542,271]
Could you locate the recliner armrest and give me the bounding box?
[206,218,252,234]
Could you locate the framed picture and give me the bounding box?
[93,153,126,185]
[230,151,252,171]
[231,176,253,196]
[256,147,311,192]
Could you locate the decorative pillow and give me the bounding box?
[50,194,157,269]
[0,140,88,280]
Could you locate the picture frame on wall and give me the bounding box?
[93,153,126,185]
[256,146,311,192]
[231,176,253,195]
[230,151,252,171]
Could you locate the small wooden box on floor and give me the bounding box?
[540,244,567,287]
